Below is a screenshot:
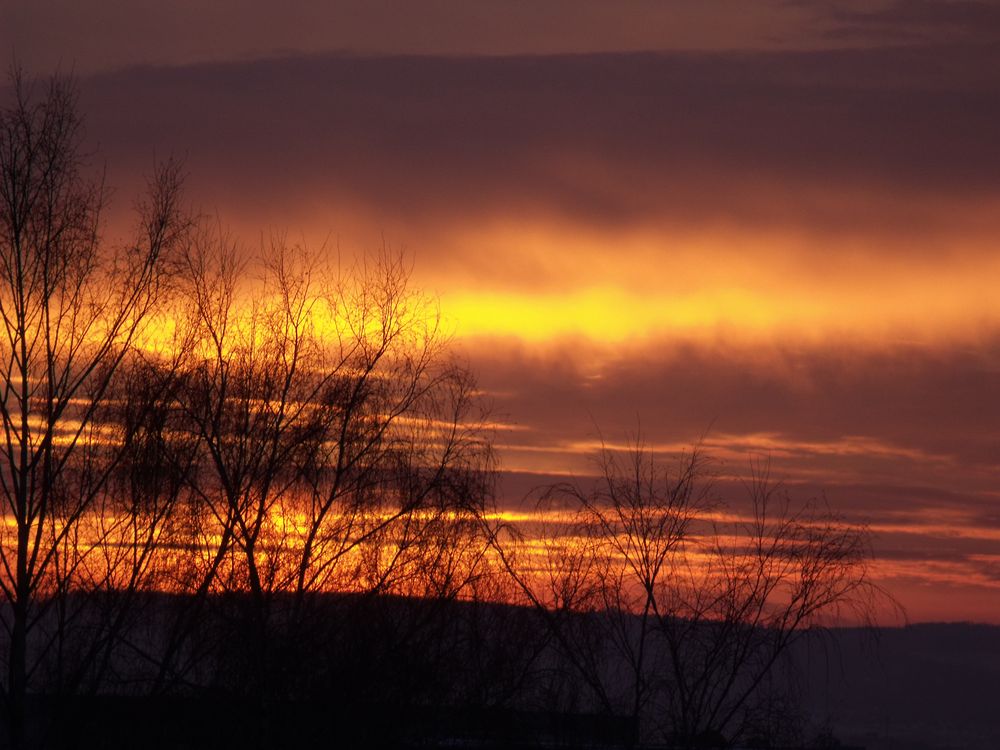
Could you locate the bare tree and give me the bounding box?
[139,227,497,699]
[491,437,881,748]
[0,70,186,745]
[655,459,880,748]
[285,248,495,610]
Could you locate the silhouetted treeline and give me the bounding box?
[0,70,882,749]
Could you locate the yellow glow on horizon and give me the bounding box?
[396,214,1000,347]
[444,287,802,342]
[124,216,1000,353]
[441,271,1000,344]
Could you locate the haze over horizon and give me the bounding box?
[5,0,1000,624]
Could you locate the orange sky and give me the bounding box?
[6,0,1000,623]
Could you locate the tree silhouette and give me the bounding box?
[0,74,500,746]
[490,437,882,748]
[0,66,894,750]
[135,227,497,702]
[0,69,186,746]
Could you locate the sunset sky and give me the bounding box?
[6,0,1000,622]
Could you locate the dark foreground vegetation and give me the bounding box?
[4,591,999,750]
[0,71,886,748]
[15,592,1000,750]
[5,591,869,750]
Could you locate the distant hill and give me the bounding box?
[792,623,1000,750]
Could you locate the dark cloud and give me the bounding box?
[466,333,1000,613]
[469,337,1000,472]
[1,0,832,76]
[74,47,1000,256]
[822,0,1000,44]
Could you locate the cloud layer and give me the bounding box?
[5,12,1000,620]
